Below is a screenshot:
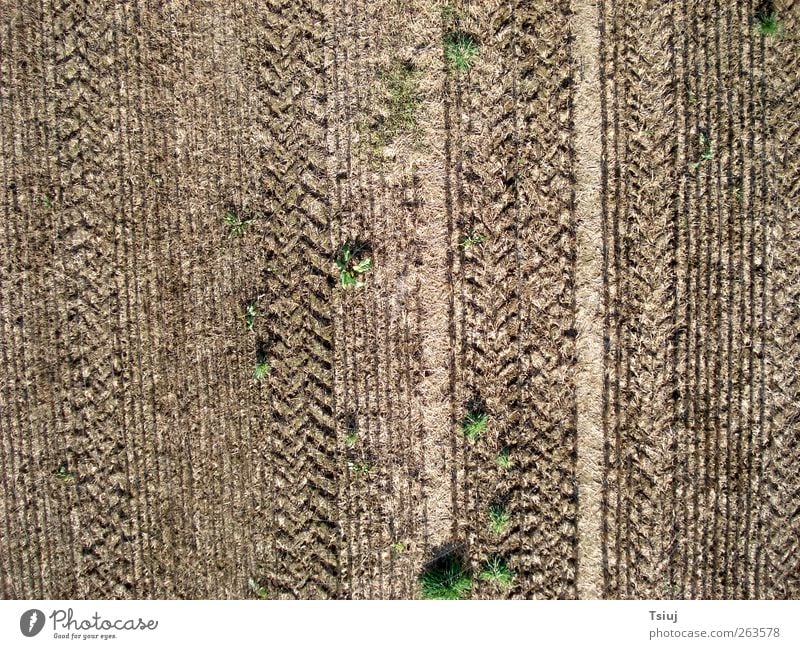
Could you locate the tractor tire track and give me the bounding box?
[452,0,578,599]
[257,0,339,599]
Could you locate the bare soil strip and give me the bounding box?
[331,0,379,599]
[331,0,439,598]
[411,2,454,557]
[573,0,604,601]
[0,0,345,599]
[51,1,134,598]
[511,1,580,599]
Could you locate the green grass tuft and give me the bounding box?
[364,61,421,152]
[756,10,782,36]
[444,31,479,71]
[479,556,514,587]
[419,554,473,600]
[345,429,359,447]
[488,503,510,535]
[224,208,254,238]
[383,63,420,139]
[496,448,513,470]
[253,357,270,381]
[462,407,489,441]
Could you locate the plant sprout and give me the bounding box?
[444,31,479,71]
[248,577,268,599]
[224,209,253,238]
[254,358,270,381]
[756,10,782,36]
[345,429,359,448]
[54,464,74,483]
[336,243,373,288]
[419,554,473,600]
[690,132,713,171]
[462,407,489,441]
[488,504,510,535]
[244,303,262,332]
[479,556,514,587]
[459,231,487,249]
[496,448,513,470]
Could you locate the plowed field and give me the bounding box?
[0,0,797,599]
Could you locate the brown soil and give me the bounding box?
[573,0,605,600]
[445,0,579,599]
[0,0,797,600]
[598,0,800,599]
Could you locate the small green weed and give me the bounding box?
[254,357,270,381]
[444,32,479,71]
[462,407,489,442]
[43,194,53,209]
[391,541,406,555]
[691,132,713,171]
[54,463,75,483]
[248,577,269,599]
[488,504,510,535]
[459,231,487,250]
[343,414,359,447]
[479,556,514,587]
[336,242,373,289]
[254,341,271,380]
[419,554,473,600]
[224,208,254,238]
[756,10,782,36]
[244,303,262,332]
[348,460,371,477]
[496,448,513,470]
[345,429,359,448]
